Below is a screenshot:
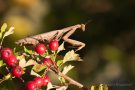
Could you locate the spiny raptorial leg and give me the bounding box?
[62,27,85,51]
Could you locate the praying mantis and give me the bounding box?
[15,24,86,51]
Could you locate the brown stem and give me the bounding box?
[58,72,83,88]
[49,66,88,89]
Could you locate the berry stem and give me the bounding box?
[0,37,4,46]
[52,51,57,61]
[5,67,10,73]
[19,77,24,82]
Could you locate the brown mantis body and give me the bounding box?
[15,24,86,51]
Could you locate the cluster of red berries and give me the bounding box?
[35,40,59,68]
[1,48,23,77]
[35,40,59,55]
[26,40,59,90]
[0,40,59,90]
[26,76,50,90]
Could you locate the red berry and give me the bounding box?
[26,81,37,90]
[42,56,53,68]
[49,40,59,51]
[34,77,43,88]
[42,76,50,86]
[35,43,46,54]
[1,48,13,60]
[11,66,23,77]
[6,55,17,67]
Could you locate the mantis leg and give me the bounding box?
[62,26,85,51]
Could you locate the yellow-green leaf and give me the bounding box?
[91,85,95,90]
[62,65,74,75]
[58,76,66,83]
[56,60,63,66]
[0,60,4,67]
[63,50,82,63]
[99,84,104,90]
[24,46,33,54]
[0,23,7,39]
[1,23,7,32]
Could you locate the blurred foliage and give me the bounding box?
[0,0,135,90]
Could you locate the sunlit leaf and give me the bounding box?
[0,23,7,39]
[25,59,36,67]
[18,55,26,68]
[31,70,40,77]
[57,42,65,53]
[63,50,82,63]
[91,85,95,90]
[4,74,11,80]
[56,85,68,90]
[99,84,104,90]
[47,82,54,90]
[18,54,36,67]
[62,65,74,75]
[3,27,14,38]
[1,23,7,32]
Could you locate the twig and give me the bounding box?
[58,72,83,88]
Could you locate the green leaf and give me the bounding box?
[63,50,82,63]
[1,23,7,32]
[0,23,7,39]
[0,60,4,67]
[56,60,63,66]
[62,65,74,75]
[58,76,66,83]
[24,46,33,54]
[0,33,2,39]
